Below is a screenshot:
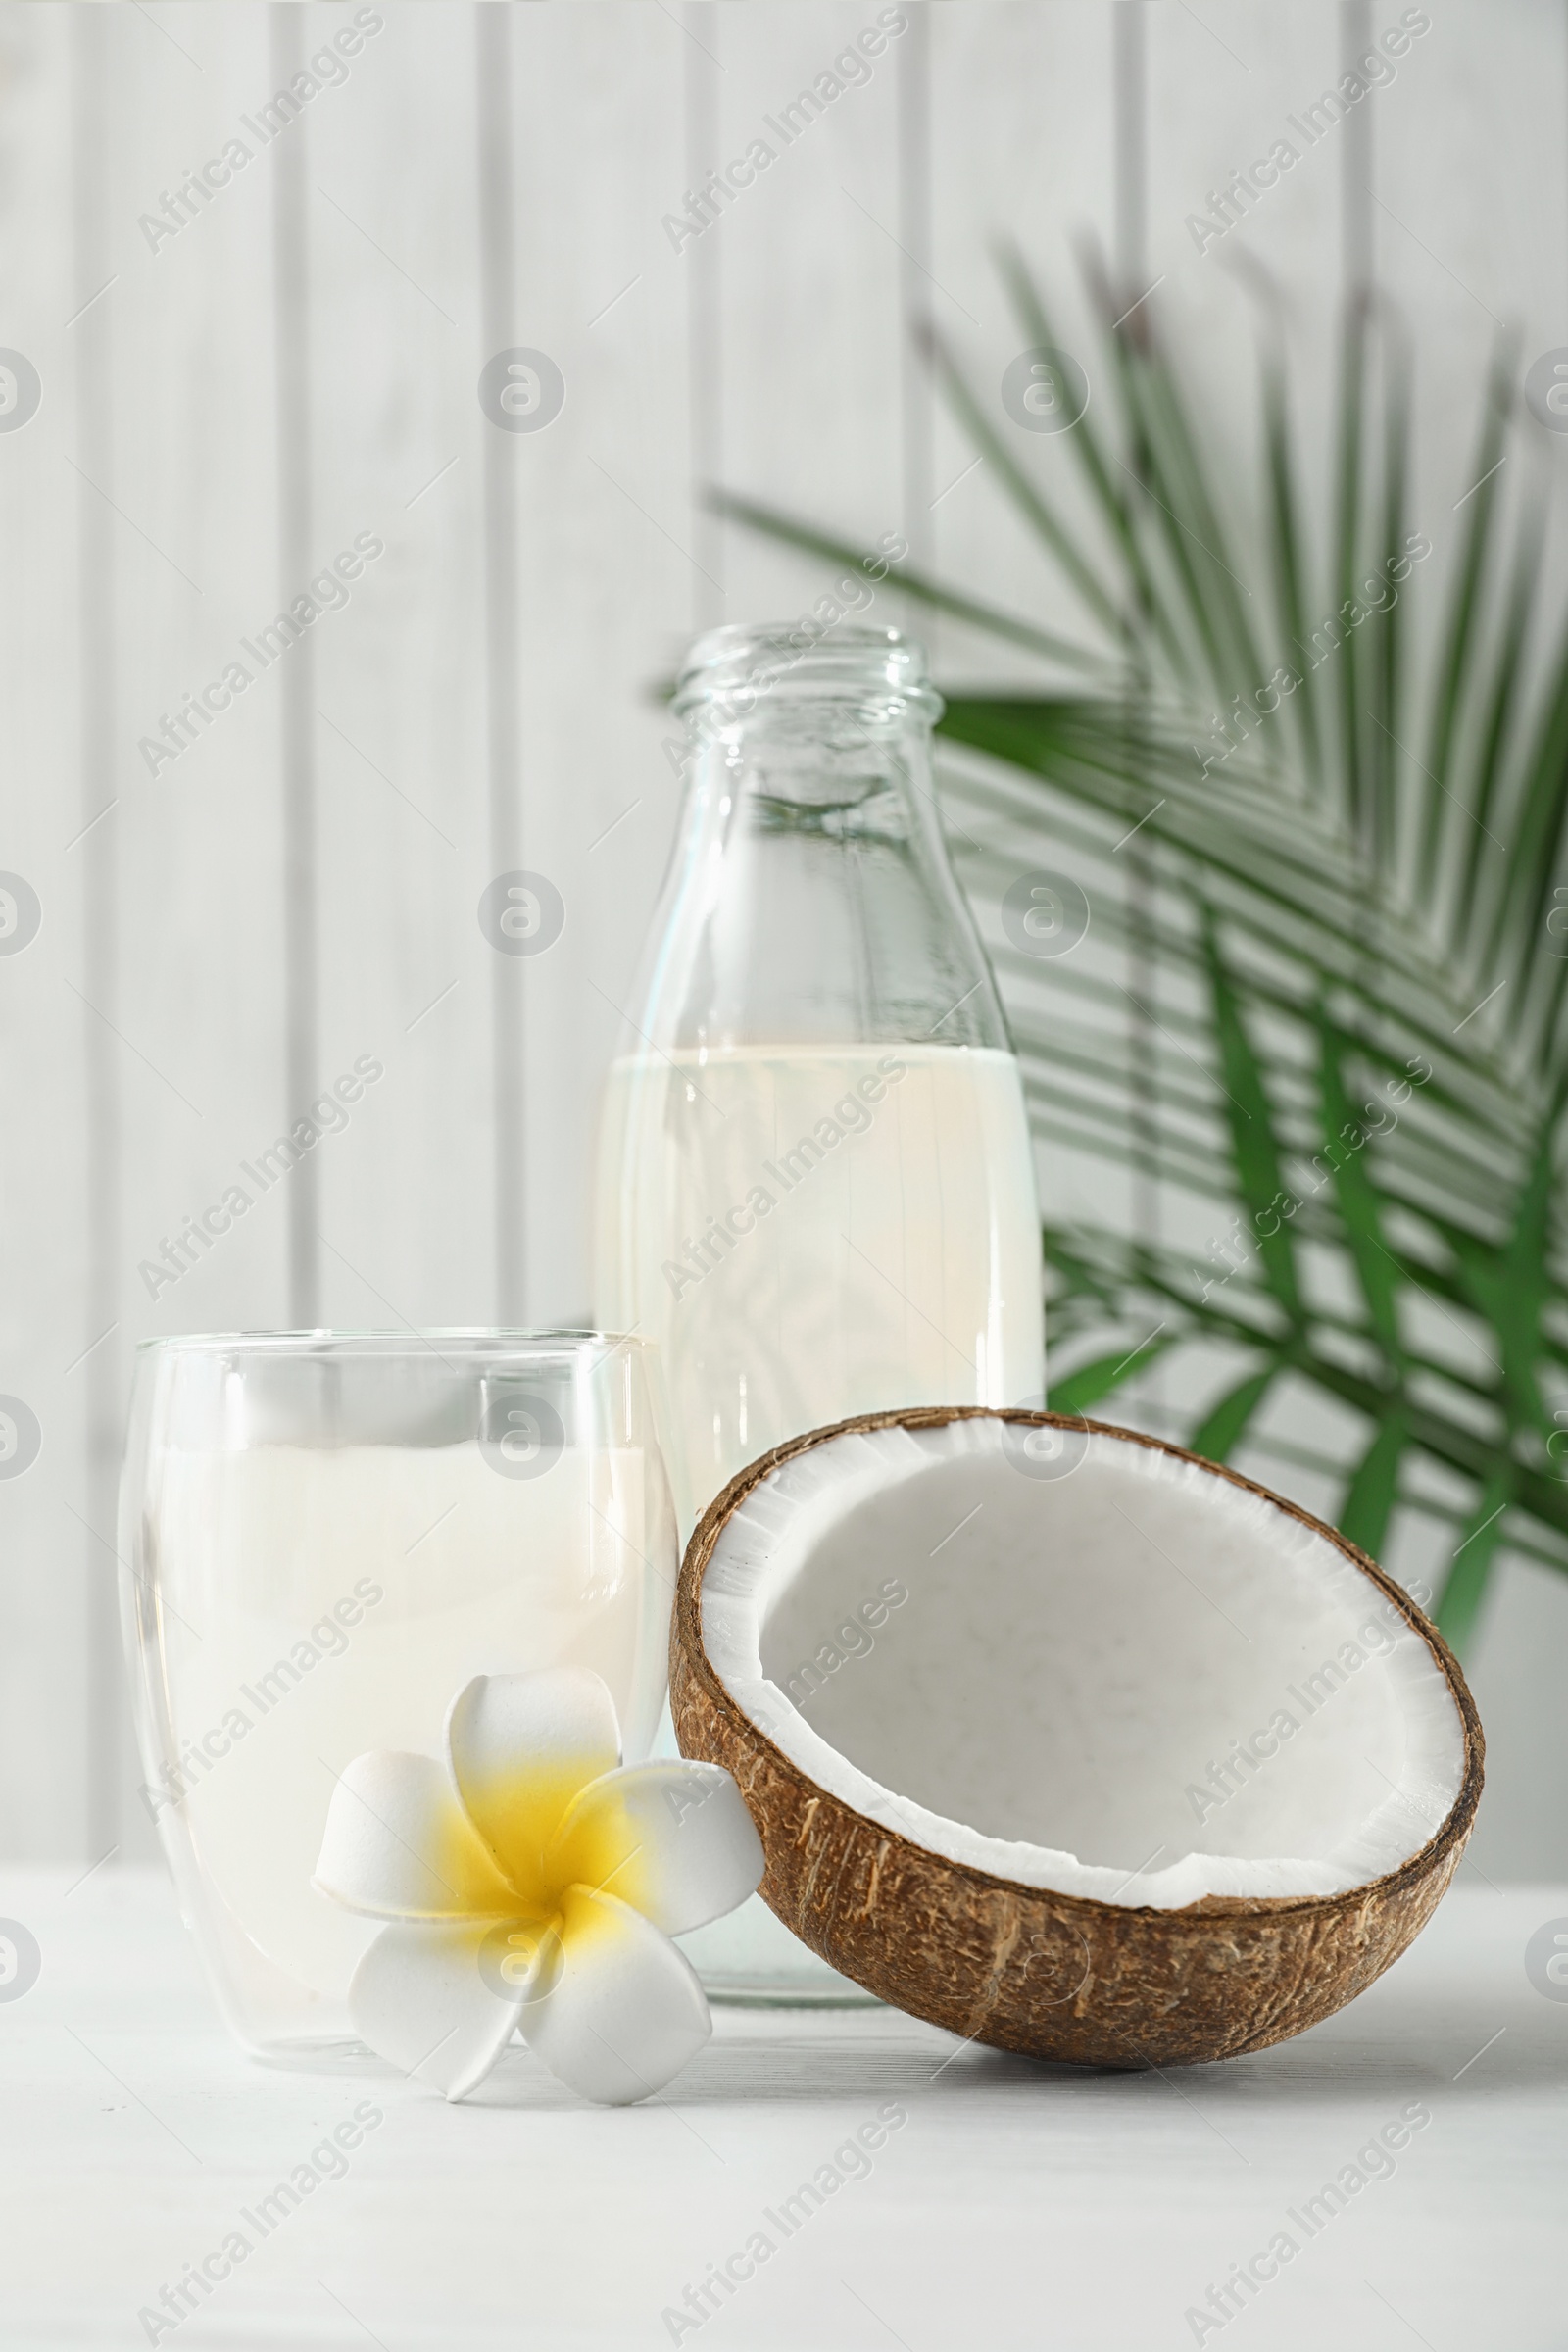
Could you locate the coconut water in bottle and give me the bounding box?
[594,623,1045,1997]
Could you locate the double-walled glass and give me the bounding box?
[119,1331,676,2065]
[594,624,1045,1996]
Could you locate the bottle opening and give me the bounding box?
[673,622,943,728]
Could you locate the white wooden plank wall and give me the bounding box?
[0,0,1563,1874]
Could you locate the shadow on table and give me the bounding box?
[469,1979,1566,2112]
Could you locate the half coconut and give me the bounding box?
[671,1408,1482,2066]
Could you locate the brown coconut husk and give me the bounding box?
[671,1406,1484,2068]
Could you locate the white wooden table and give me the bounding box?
[0,1867,1562,2350]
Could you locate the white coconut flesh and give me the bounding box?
[700,1418,1468,1911]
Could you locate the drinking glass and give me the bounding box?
[119,1330,676,2065]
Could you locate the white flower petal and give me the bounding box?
[549,1760,764,1936]
[519,1886,710,2105]
[314,1751,516,1920]
[350,1920,527,2101]
[446,1671,621,1909]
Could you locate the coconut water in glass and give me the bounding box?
[119,1331,676,2062]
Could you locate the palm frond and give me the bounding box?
[723,255,1568,1652]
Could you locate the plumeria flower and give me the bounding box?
[314,1668,763,2105]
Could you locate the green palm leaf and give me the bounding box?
[721,253,1568,1652]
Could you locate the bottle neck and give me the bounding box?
[627,621,1011,1056]
[678,703,937,839]
[628,722,1010,1058]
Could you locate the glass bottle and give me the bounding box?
[593,623,1045,1999]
